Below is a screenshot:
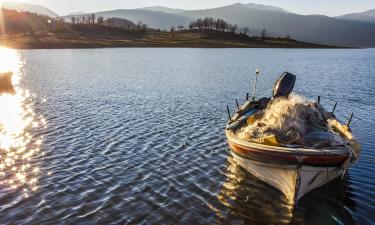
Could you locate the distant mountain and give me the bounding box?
[231,3,289,14]
[1,1,58,17]
[337,9,375,23]
[140,6,184,14]
[68,12,87,16]
[64,10,192,30]
[179,4,375,47]
[140,3,289,14]
[63,3,375,47]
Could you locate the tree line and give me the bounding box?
[69,14,148,32]
[1,8,292,40]
[186,17,250,35]
[70,14,101,25]
[170,17,292,40]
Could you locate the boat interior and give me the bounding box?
[226,72,360,156]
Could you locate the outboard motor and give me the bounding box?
[272,72,296,98]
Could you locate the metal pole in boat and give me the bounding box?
[252,69,260,101]
[235,99,240,110]
[227,105,232,121]
[246,93,249,101]
[346,112,354,128]
[332,102,337,114]
[317,96,321,104]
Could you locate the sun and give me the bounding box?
[0,47,17,73]
[0,47,21,85]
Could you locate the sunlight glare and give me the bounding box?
[0,1,4,36]
[0,46,45,195]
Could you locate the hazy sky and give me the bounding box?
[22,0,375,16]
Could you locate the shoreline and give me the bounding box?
[0,32,343,49]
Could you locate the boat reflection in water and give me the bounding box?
[0,47,46,197]
[217,155,356,225]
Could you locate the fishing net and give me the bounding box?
[237,93,328,145]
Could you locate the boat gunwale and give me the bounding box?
[226,128,351,157]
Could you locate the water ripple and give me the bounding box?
[0,48,374,224]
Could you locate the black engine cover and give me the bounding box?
[272,72,296,98]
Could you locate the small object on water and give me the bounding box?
[225,71,361,205]
[0,72,16,95]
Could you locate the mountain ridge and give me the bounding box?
[1,1,58,17]
[140,6,184,14]
[337,9,375,23]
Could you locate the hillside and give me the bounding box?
[102,18,139,30]
[2,1,58,17]
[64,9,192,30]
[0,30,336,49]
[63,3,375,47]
[178,4,375,47]
[0,8,50,34]
[0,7,341,49]
[337,9,375,23]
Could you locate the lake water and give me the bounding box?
[0,48,374,224]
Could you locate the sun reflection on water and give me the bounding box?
[0,47,46,196]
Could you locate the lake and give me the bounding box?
[0,48,374,224]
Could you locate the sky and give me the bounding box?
[16,0,375,16]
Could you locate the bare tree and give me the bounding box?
[230,24,238,33]
[207,17,214,30]
[177,25,184,31]
[91,14,96,24]
[97,16,104,24]
[188,22,194,30]
[196,18,203,30]
[137,21,143,30]
[81,15,86,24]
[71,17,76,25]
[242,27,250,35]
[261,29,267,40]
[188,17,240,33]
[142,24,147,31]
[202,17,210,29]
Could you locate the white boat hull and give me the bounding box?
[232,152,346,203]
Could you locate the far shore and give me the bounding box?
[0,31,341,49]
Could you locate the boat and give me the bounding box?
[225,70,361,204]
[0,72,15,95]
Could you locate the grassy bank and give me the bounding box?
[0,30,337,49]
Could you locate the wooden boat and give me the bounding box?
[0,72,15,95]
[225,71,361,204]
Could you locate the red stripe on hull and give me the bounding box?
[228,141,348,166]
